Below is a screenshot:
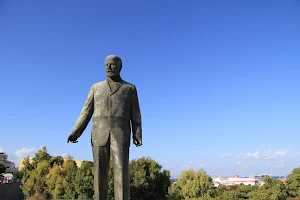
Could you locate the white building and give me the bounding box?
[0,152,17,174]
[213,175,259,187]
[0,152,8,163]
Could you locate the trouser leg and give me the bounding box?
[93,141,110,200]
[110,133,130,200]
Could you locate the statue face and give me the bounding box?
[105,58,121,77]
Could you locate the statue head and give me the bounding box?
[105,55,122,78]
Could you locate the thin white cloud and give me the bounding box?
[0,147,4,152]
[182,161,206,169]
[221,153,228,158]
[236,153,243,157]
[236,162,241,165]
[261,149,274,159]
[237,151,261,159]
[297,151,300,156]
[274,149,291,157]
[182,160,194,168]
[274,164,285,168]
[15,147,37,158]
[237,149,290,160]
[198,164,206,168]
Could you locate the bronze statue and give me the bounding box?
[67,55,142,200]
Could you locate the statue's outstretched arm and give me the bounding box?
[130,85,142,146]
[70,85,95,139]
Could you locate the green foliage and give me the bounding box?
[248,176,288,200]
[20,157,34,188]
[49,156,64,167]
[20,147,66,199]
[21,147,171,200]
[286,167,300,198]
[129,157,171,200]
[19,146,300,200]
[62,155,78,199]
[168,169,214,199]
[167,170,299,200]
[0,163,6,173]
[75,161,94,200]
[15,170,24,179]
[45,163,65,199]
[26,186,46,200]
[215,184,227,197]
[31,146,51,168]
[108,157,171,200]
[219,184,257,200]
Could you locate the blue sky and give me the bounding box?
[0,0,300,178]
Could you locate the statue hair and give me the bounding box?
[105,55,122,69]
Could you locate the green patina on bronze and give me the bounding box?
[67,55,142,200]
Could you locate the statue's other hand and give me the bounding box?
[67,134,78,143]
[133,138,142,147]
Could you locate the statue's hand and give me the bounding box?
[133,137,142,147]
[67,134,78,143]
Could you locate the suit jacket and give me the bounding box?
[71,79,142,147]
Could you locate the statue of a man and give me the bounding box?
[67,55,142,200]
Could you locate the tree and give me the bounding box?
[286,167,300,198]
[26,186,46,200]
[45,163,65,199]
[31,146,51,168]
[220,184,257,200]
[129,157,171,200]
[21,147,52,199]
[19,146,174,200]
[49,156,64,167]
[20,157,34,196]
[215,184,227,198]
[15,171,24,180]
[0,163,6,173]
[168,169,214,199]
[248,176,288,200]
[75,161,94,200]
[107,157,170,200]
[22,160,51,198]
[62,155,78,199]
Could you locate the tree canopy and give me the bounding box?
[19,146,300,200]
[168,169,215,199]
[286,167,300,198]
[20,146,171,200]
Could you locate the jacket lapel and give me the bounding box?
[106,79,123,95]
[104,80,111,95]
[111,81,123,95]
